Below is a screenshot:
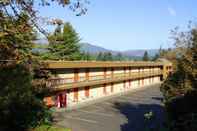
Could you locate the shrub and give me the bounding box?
[0,64,51,131]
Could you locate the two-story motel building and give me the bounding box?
[42,61,172,110]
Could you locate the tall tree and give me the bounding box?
[96,52,103,61]
[0,1,88,130]
[0,12,36,66]
[161,25,197,131]
[103,52,113,61]
[152,53,159,61]
[115,53,124,61]
[142,51,149,61]
[81,52,94,61]
[47,22,81,60]
[0,12,51,131]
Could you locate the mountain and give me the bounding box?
[34,39,159,57]
[80,43,159,57]
[80,43,115,54]
[122,49,159,57]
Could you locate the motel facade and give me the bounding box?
[42,61,172,110]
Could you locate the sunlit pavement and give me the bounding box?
[53,84,165,131]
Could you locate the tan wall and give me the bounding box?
[64,76,161,107]
[114,68,124,74]
[50,66,163,108]
[89,68,103,76]
[56,69,74,78]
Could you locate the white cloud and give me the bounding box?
[168,7,176,16]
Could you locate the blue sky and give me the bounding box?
[38,0,197,51]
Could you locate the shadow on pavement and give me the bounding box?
[114,102,165,131]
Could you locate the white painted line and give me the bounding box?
[66,116,98,124]
[91,105,104,110]
[120,96,135,99]
[115,99,128,102]
[79,110,114,117]
[102,102,114,106]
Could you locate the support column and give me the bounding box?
[149,77,151,84]
[129,67,131,77]
[103,84,107,95]
[123,80,126,90]
[111,83,114,93]
[142,78,144,86]
[124,67,126,76]
[104,68,107,79]
[111,68,114,78]
[85,68,90,98]
[74,88,78,102]
[85,68,89,81]
[74,68,79,103]
[74,68,79,82]
[129,80,131,88]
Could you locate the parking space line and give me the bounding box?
[120,96,135,99]
[115,99,129,102]
[66,116,98,124]
[91,105,104,110]
[102,102,114,106]
[79,110,114,117]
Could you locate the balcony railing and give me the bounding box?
[47,70,162,91]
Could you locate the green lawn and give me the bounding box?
[33,125,71,131]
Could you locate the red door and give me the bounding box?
[85,86,90,98]
[56,91,67,108]
[74,88,78,102]
[62,90,67,107]
[103,84,107,95]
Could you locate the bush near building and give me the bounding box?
[161,27,197,131]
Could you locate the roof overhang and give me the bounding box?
[42,61,164,69]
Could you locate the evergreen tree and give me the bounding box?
[96,52,103,61]
[0,12,36,66]
[115,53,124,61]
[142,51,149,61]
[81,52,93,61]
[103,52,113,61]
[0,12,51,130]
[47,22,81,60]
[152,53,159,61]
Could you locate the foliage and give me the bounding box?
[45,22,81,60]
[161,25,197,131]
[81,52,96,60]
[0,11,36,66]
[0,0,88,30]
[142,51,149,61]
[0,64,52,131]
[96,52,111,61]
[96,52,128,61]
[96,52,103,61]
[0,6,52,131]
[152,53,159,61]
[114,52,125,61]
[0,0,88,130]
[103,52,113,61]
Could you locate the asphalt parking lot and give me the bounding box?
[53,84,165,131]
